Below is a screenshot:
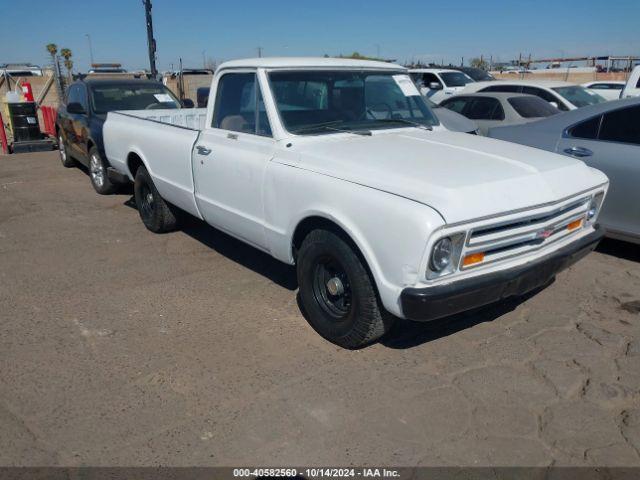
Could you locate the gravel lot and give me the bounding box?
[1,151,639,467]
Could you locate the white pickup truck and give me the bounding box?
[103,57,608,348]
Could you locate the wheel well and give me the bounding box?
[292,216,362,262]
[127,152,144,178]
[292,216,381,296]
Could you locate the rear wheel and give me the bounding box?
[89,147,117,194]
[134,165,179,233]
[297,229,394,349]
[58,133,74,168]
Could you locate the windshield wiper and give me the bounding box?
[371,118,433,131]
[291,121,372,136]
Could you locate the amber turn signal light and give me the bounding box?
[463,252,485,267]
[567,219,583,231]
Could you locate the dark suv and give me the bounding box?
[56,79,181,194]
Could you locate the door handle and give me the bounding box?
[563,146,593,158]
[196,145,212,156]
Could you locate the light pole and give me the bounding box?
[85,34,94,67]
[143,0,158,78]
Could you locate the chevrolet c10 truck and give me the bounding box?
[102,57,608,348]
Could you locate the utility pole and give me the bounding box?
[257,47,263,58]
[143,0,158,78]
[85,34,94,67]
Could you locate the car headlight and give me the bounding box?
[430,237,453,272]
[427,232,466,279]
[587,191,605,224]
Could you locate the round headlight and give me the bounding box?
[430,237,453,272]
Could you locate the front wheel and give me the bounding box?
[58,133,74,168]
[297,229,394,349]
[88,147,117,195]
[133,165,179,233]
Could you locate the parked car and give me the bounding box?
[56,79,182,194]
[102,57,607,348]
[440,92,560,135]
[409,68,475,103]
[620,66,640,98]
[462,80,607,110]
[582,81,626,101]
[453,66,495,82]
[422,97,478,134]
[488,97,639,243]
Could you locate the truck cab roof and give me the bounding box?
[217,57,405,71]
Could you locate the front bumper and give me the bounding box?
[400,225,604,322]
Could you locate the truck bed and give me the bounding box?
[104,108,206,219]
[112,108,207,130]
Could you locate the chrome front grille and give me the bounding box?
[461,196,591,269]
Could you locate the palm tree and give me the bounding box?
[46,43,58,59]
[60,48,73,81]
[64,59,74,81]
[46,43,64,99]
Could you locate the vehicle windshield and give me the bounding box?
[90,84,181,114]
[507,96,560,118]
[552,86,606,108]
[440,72,474,87]
[268,70,438,135]
[462,68,495,82]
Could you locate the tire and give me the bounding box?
[296,229,394,349]
[58,133,74,168]
[134,165,179,233]
[88,146,117,195]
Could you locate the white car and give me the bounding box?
[620,65,640,98]
[101,57,608,348]
[409,68,475,103]
[582,81,626,101]
[461,80,606,110]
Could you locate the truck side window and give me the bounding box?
[212,73,272,137]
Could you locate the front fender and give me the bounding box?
[264,162,445,317]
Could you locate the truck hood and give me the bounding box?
[286,129,607,224]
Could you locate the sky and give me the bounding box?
[1,0,639,72]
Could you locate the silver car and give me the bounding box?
[440,92,560,135]
[489,97,640,243]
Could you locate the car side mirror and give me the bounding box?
[549,101,559,109]
[429,82,443,91]
[181,98,195,108]
[67,102,86,114]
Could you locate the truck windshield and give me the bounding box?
[90,85,180,114]
[439,72,474,87]
[268,71,438,135]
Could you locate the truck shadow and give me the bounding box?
[123,195,552,348]
[178,214,299,291]
[596,238,640,263]
[380,284,548,349]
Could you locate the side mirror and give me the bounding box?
[429,82,443,91]
[67,102,86,114]
[181,98,195,108]
[549,101,559,109]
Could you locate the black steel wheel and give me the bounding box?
[297,229,394,349]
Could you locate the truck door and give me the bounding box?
[192,71,274,250]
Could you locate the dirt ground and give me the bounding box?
[1,151,639,467]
